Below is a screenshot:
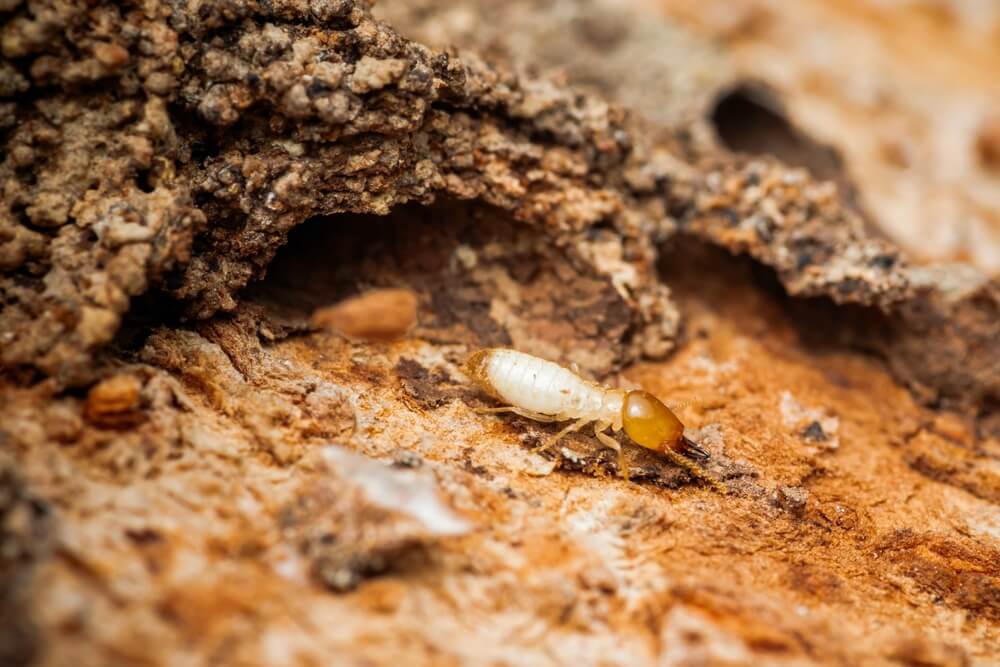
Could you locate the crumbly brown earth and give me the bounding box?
[1,1,999,666]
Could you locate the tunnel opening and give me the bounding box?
[709,84,877,231]
[658,235,888,359]
[240,198,637,378]
[711,85,845,183]
[658,235,1000,452]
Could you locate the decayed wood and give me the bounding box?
[1,1,999,665]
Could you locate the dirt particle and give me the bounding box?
[391,449,423,468]
[93,42,130,69]
[349,56,408,94]
[801,421,826,442]
[773,485,809,517]
[395,357,455,409]
[84,374,144,428]
[313,288,418,342]
[780,391,839,449]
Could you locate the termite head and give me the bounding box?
[621,390,710,461]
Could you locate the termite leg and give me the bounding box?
[661,448,727,494]
[474,406,561,423]
[535,418,590,453]
[594,421,628,481]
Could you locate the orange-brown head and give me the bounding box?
[621,390,709,460]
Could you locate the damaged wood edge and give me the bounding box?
[671,226,1000,439]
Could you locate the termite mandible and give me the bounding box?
[465,348,724,491]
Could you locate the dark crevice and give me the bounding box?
[135,167,156,193]
[710,84,881,237]
[660,235,886,355]
[660,236,1000,442]
[238,198,633,375]
[110,287,190,363]
[241,200,521,346]
[711,85,844,182]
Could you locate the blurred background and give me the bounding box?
[660,0,1000,274]
[382,0,1000,275]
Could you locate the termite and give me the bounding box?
[464,348,724,491]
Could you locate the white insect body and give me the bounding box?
[475,348,625,426]
[464,348,717,487]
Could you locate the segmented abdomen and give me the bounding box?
[482,349,604,417]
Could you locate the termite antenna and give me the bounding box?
[661,449,727,494]
[680,436,710,461]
